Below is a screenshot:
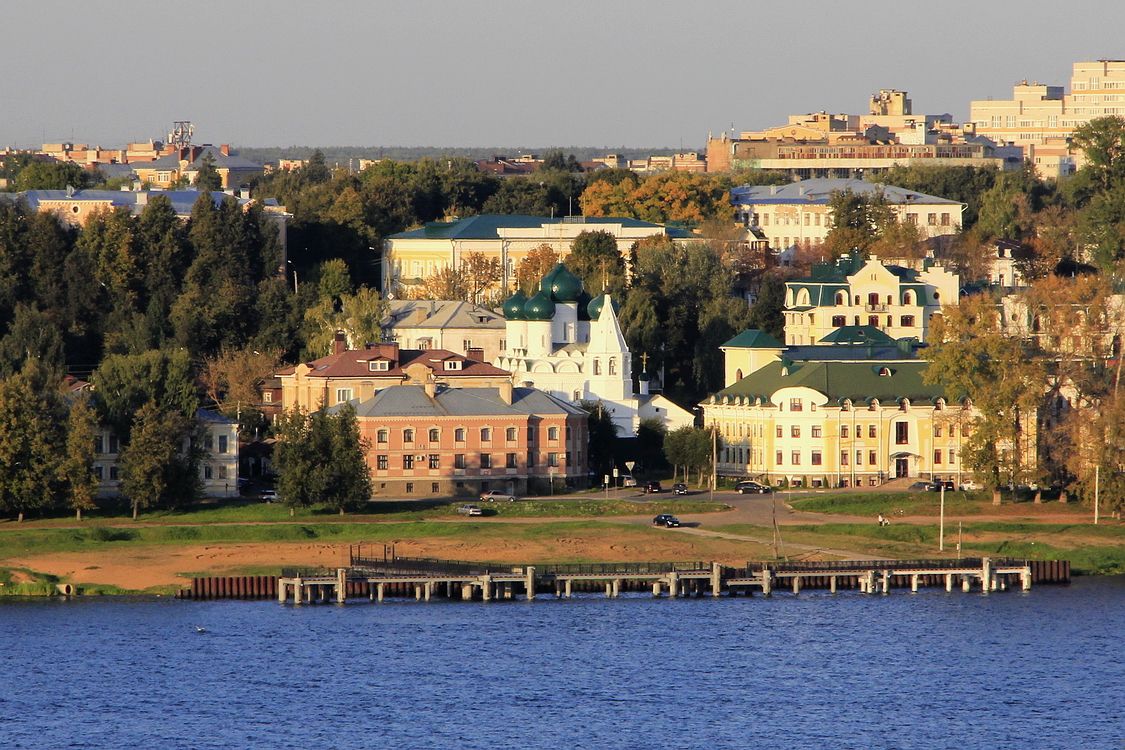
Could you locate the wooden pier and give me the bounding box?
[263,549,1064,605]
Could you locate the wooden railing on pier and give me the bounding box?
[179,555,1071,602]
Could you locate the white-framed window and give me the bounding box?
[444,360,462,371]
[336,388,353,403]
[369,360,390,372]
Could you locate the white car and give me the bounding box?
[457,504,484,516]
[958,480,982,492]
[479,490,517,502]
[622,476,637,487]
[259,489,279,503]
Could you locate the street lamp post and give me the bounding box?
[286,259,298,293]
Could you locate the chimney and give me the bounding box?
[499,379,513,405]
[467,347,484,361]
[424,379,437,399]
[333,331,347,355]
[220,144,231,156]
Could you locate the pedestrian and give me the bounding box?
[877,513,885,527]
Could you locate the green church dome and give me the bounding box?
[502,290,528,320]
[541,262,583,303]
[587,293,620,320]
[523,289,556,321]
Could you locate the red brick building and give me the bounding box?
[349,382,588,498]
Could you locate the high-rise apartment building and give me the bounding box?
[969,60,1125,177]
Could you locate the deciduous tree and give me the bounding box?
[60,392,99,521]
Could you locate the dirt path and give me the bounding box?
[3,526,778,591]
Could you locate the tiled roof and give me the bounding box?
[730,178,961,206]
[347,385,586,419]
[713,360,948,405]
[384,300,505,329]
[277,345,509,379]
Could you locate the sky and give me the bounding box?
[3,0,1124,149]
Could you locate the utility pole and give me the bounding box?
[939,484,945,552]
[1094,465,1100,525]
[710,425,717,503]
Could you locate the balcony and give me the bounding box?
[864,304,888,312]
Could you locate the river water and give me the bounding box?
[1,576,1121,750]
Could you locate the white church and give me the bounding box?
[495,263,694,435]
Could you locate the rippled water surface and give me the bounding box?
[1,576,1122,749]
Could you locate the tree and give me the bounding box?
[316,258,353,301]
[92,349,198,439]
[580,171,732,225]
[460,252,502,303]
[0,365,66,521]
[193,154,222,191]
[119,401,197,519]
[14,160,96,191]
[580,400,619,477]
[515,244,559,294]
[410,265,468,302]
[566,230,623,295]
[303,285,388,355]
[0,303,66,378]
[200,347,282,430]
[879,164,998,229]
[274,405,372,514]
[1070,115,1125,192]
[923,296,1045,502]
[59,392,99,520]
[821,189,897,256]
[663,426,720,484]
[636,417,668,474]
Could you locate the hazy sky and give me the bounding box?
[3,1,1123,149]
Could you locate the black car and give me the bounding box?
[925,480,955,492]
[671,483,688,495]
[644,481,663,494]
[652,514,681,528]
[735,480,772,495]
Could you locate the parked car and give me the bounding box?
[735,480,772,495]
[926,480,955,492]
[622,475,637,487]
[959,479,983,492]
[652,514,681,528]
[259,489,279,503]
[644,481,663,494]
[480,490,517,502]
[671,483,688,495]
[457,504,483,516]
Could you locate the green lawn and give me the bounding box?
[0,518,654,560]
[787,491,1070,517]
[6,496,729,527]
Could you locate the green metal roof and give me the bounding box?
[818,325,897,346]
[389,214,679,240]
[713,360,947,405]
[721,329,785,349]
